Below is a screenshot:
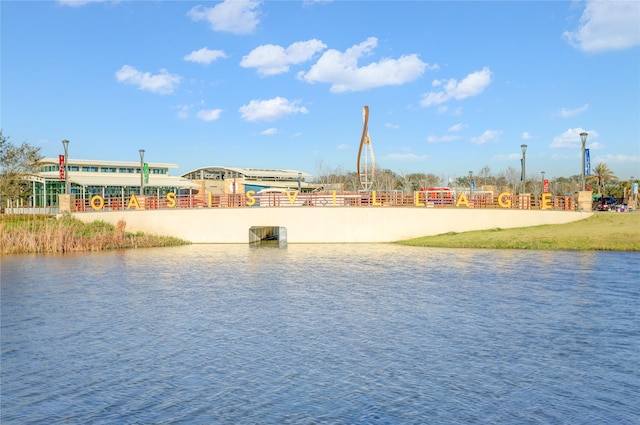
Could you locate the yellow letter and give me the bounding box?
[208,191,212,208]
[285,190,299,205]
[128,194,140,209]
[90,195,104,211]
[497,192,512,208]
[541,193,552,210]
[166,192,176,208]
[456,192,470,208]
[332,190,336,205]
[246,190,256,206]
[372,191,382,206]
[415,191,425,206]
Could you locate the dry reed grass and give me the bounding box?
[0,215,188,255]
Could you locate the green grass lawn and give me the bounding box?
[397,211,640,251]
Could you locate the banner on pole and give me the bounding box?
[585,149,591,176]
[143,163,149,184]
[58,154,65,180]
[520,159,523,181]
[543,179,549,193]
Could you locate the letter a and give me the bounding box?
[456,192,470,208]
[128,194,140,209]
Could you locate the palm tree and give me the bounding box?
[587,162,618,196]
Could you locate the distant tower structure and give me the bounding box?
[357,105,376,191]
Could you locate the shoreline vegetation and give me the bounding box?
[1,211,639,255]
[398,211,640,251]
[0,215,189,255]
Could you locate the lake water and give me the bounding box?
[1,245,639,424]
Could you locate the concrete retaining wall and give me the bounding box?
[72,207,593,244]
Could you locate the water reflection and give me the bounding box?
[2,245,639,424]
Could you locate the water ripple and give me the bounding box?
[2,245,639,424]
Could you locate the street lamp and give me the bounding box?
[139,149,145,196]
[62,139,70,194]
[468,171,473,194]
[521,144,527,194]
[298,172,302,192]
[580,132,588,191]
[541,171,545,193]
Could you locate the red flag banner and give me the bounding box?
[59,154,65,180]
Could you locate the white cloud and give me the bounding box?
[337,144,350,150]
[550,128,598,148]
[448,123,466,132]
[196,109,223,122]
[239,97,308,122]
[175,104,192,119]
[298,37,431,92]
[558,104,589,118]
[563,0,640,52]
[115,65,181,94]
[58,0,112,6]
[184,48,227,65]
[240,40,326,76]
[385,123,400,129]
[421,67,492,107]
[522,132,533,139]
[261,128,278,135]
[426,135,461,143]
[593,153,640,165]
[187,0,261,35]
[383,153,428,162]
[493,153,522,161]
[470,129,501,145]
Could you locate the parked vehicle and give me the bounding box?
[594,195,619,211]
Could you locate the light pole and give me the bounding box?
[541,171,545,193]
[580,132,588,191]
[298,172,302,192]
[62,139,70,194]
[468,171,473,194]
[139,149,145,196]
[521,144,527,194]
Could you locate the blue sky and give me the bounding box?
[2,0,639,181]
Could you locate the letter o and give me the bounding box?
[91,195,105,211]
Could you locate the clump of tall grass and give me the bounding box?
[0,215,188,255]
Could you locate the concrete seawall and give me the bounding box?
[72,208,593,243]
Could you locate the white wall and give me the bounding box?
[72,207,593,243]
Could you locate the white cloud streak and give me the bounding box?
[563,0,640,53]
[241,39,327,76]
[421,67,492,107]
[298,37,430,92]
[184,48,227,65]
[115,65,181,94]
[239,97,308,122]
[558,104,589,118]
[196,109,223,122]
[187,0,261,35]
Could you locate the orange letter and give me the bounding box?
[166,192,176,208]
[541,193,552,210]
[372,191,382,206]
[128,194,140,209]
[208,191,212,208]
[90,195,104,211]
[456,192,470,208]
[246,190,256,206]
[498,192,512,208]
[285,190,299,205]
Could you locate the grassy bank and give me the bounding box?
[1,215,189,255]
[398,212,640,251]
